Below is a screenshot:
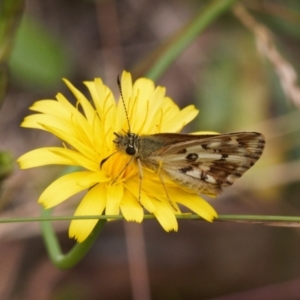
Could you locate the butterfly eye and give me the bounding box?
[126,145,136,156]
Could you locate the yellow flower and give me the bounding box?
[17,71,217,242]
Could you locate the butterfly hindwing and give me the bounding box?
[147,132,265,195]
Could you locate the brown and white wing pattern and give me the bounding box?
[149,132,265,195]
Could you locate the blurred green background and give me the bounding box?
[1,0,300,299]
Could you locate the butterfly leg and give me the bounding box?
[111,156,135,185]
[157,172,178,212]
[136,158,144,205]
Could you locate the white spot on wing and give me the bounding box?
[207,142,222,148]
[227,174,238,183]
[186,169,203,179]
[198,153,223,160]
[205,174,217,184]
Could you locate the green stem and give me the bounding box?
[135,0,240,81]
[0,213,300,223]
[178,214,300,223]
[0,0,24,108]
[41,208,106,269]
[0,210,300,226]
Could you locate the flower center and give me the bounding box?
[101,151,138,184]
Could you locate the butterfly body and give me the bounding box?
[113,131,265,196]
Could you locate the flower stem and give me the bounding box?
[1,213,300,224]
[40,208,106,269]
[0,0,24,108]
[135,0,240,81]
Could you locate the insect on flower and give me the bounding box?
[101,76,265,207]
[17,71,264,241]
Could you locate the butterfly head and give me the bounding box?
[114,132,140,157]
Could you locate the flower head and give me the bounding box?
[17,71,217,242]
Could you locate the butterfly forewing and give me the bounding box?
[143,132,265,195]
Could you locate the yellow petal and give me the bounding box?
[63,79,96,125]
[162,104,199,132]
[21,114,74,132]
[29,100,70,119]
[22,111,96,152]
[39,171,101,208]
[115,71,133,131]
[168,188,218,221]
[84,79,117,151]
[69,184,106,242]
[141,86,166,133]
[84,79,115,116]
[55,94,97,146]
[130,77,155,132]
[120,71,133,107]
[49,148,99,170]
[105,184,124,216]
[17,148,73,169]
[120,189,143,222]
[152,200,178,231]
[17,147,98,170]
[123,179,156,212]
[77,171,110,186]
[40,123,96,160]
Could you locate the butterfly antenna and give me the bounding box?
[117,74,131,133]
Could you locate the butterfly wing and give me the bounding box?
[148,132,265,195]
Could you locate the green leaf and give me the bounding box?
[8,15,72,90]
[0,150,13,180]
